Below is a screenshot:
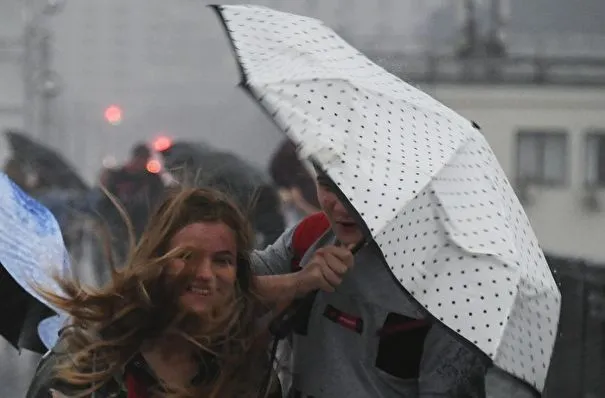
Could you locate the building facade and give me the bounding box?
[431,84,605,262]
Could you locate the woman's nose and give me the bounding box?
[195,259,214,281]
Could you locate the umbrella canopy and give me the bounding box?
[38,314,68,350]
[0,262,55,353]
[159,140,286,247]
[0,172,71,351]
[214,4,560,393]
[4,129,88,192]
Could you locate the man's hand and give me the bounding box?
[253,244,355,311]
[296,244,355,294]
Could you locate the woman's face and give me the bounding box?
[168,221,238,316]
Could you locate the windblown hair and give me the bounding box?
[41,187,270,397]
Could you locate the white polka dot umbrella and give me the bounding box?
[213,4,561,393]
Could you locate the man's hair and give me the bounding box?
[131,143,151,159]
[268,139,320,207]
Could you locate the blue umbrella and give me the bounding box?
[0,172,70,353]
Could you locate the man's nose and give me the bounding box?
[332,198,350,215]
[323,190,340,206]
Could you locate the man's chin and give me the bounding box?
[334,226,363,246]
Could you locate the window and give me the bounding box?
[516,130,568,185]
[585,131,605,187]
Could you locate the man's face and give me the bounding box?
[316,176,363,246]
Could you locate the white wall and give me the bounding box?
[428,84,605,262]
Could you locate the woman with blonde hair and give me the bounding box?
[27,187,278,398]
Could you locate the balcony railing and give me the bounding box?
[363,51,605,86]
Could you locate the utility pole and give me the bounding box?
[0,30,22,130]
[486,0,508,57]
[456,0,479,59]
[21,0,64,140]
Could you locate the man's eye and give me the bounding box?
[316,177,333,190]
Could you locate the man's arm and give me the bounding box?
[250,226,298,307]
[250,221,355,308]
[254,272,305,308]
[418,324,489,398]
[250,225,296,276]
[250,225,327,308]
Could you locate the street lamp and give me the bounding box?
[152,135,173,152]
[104,105,123,126]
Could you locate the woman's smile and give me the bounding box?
[169,221,238,315]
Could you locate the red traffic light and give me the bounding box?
[104,105,123,125]
[153,135,173,152]
[146,159,162,174]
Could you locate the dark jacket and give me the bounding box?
[26,335,283,398]
[26,335,123,398]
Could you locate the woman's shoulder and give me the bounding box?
[27,349,61,398]
[26,336,123,398]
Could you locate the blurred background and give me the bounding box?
[1,0,604,397]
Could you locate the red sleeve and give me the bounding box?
[126,372,149,398]
[291,212,330,271]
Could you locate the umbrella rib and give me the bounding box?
[211,4,470,136]
[209,5,251,87]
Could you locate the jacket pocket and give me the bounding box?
[375,313,431,379]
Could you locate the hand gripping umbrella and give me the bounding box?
[213,4,561,393]
[0,172,71,351]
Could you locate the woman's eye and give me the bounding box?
[179,252,193,261]
[214,257,233,266]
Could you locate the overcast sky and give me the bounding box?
[1,0,604,180]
